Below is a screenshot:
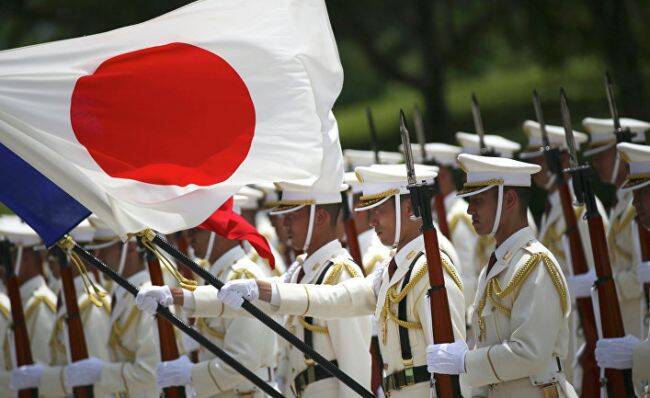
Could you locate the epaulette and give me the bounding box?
[475,251,568,342]
[323,256,361,285]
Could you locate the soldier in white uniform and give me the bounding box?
[596,142,650,396]
[137,193,278,398]
[519,120,609,388]
[214,163,467,398]
[0,216,57,376]
[64,230,159,398]
[582,117,650,338]
[426,154,577,398]
[10,220,113,397]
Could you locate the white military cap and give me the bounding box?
[88,214,118,241]
[457,154,541,198]
[354,164,439,211]
[270,181,347,216]
[0,215,41,246]
[519,120,588,159]
[69,218,95,243]
[343,149,403,169]
[455,132,521,158]
[399,143,462,167]
[235,186,264,211]
[582,117,649,156]
[343,171,362,194]
[254,182,281,209]
[618,142,650,191]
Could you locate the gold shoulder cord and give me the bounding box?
[49,317,67,363]
[607,206,636,263]
[196,317,225,340]
[109,307,140,360]
[364,254,384,275]
[228,268,257,281]
[58,236,108,308]
[379,255,463,343]
[137,229,198,291]
[475,253,568,342]
[449,212,473,235]
[541,218,566,264]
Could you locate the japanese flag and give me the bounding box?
[0,0,342,237]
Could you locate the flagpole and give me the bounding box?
[64,240,283,398]
[149,232,375,398]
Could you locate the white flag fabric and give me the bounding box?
[0,0,343,236]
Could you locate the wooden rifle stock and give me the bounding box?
[637,221,650,331]
[586,215,635,397]
[56,248,94,398]
[144,249,186,398]
[173,233,199,363]
[340,192,364,275]
[1,242,38,398]
[556,182,600,397]
[433,193,450,239]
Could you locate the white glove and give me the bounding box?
[637,261,650,284]
[426,340,468,375]
[369,263,385,298]
[65,357,105,387]
[135,285,173,316]
[10,364,44,390]
[595,335,640,369]
[567,270,596,300]
[156,355,193,388]
[217,279,259,309]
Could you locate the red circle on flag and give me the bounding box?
[70,42,255,186]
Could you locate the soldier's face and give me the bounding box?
[283,206,310,250]
[467,188,497,236]
[187,228,212,258]
[368,198,397,247]
[590,146,617,183]
[633,185,650,229]
[530,155,552,189]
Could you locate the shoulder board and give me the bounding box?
[493,252,568,316]
[323,257,361,285]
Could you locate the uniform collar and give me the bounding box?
[394,235,424,269]
[210,246,246,278]
[301,239,343,282]
[357,229,379,255]
[445,191,459,209]
[494,226,535,265]
[19,275,46,300]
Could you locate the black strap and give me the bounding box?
[382,364,430,392]
[294,360,339,396]
[303,261,334,362]
[398,252,424,366]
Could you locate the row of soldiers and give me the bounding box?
[1,113,650,398]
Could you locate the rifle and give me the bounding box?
[52,247,94,398]
[560,89,635,397]
[58,238,284,398]
[139,239,186,398]
[400,111,462,398]
[470,94,498,157]
[366,107,381,164]
[532,90,600,397]
[0,240,38,398]
[173,232,199,363]
[340,191,364,275]
[142,231,374,398]
[604,72,635,144]
[637,222,650,333]
[413,106,450,239]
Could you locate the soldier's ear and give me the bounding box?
[503,188,518,211]
[314,206,329,227]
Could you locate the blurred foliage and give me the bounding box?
[2,0,650,213]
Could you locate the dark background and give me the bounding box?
[2,0,648,215]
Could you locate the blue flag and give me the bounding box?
[0,143,90,247]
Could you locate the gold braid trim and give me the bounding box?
[196,318,225,340]
[25,294,56,322]
[608,205,637,262]
[449,212,474,235]
[228,268,257,281]
[298,317,329,334]
[364,254,385,274]
[476,253,568,342]
[50,317,67,363]
[458,178,504,195]
[541,218,566,264]
[380,256,463,342]
[109,307,140,360]
[358,189,400,208]
[79,295,112,315]
[0,302,9,319]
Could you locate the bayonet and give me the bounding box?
[532,90,551,148]
[400,110,417,186]
[471,93,487,150]
[560,88,579,169]
[366,107,380,164]
[413,105,428,163]
[604,72,634,143]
